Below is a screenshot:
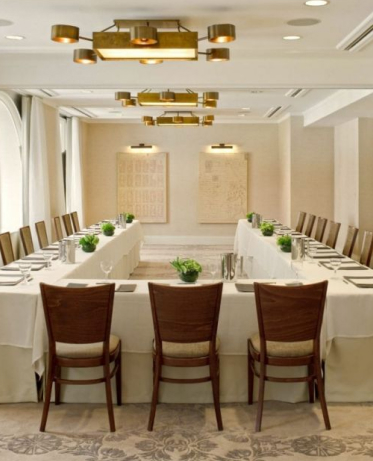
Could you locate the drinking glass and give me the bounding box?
[330,258,341,279]
[307,246,317,264]
[42,251,53,270]
[100,260,113,280]
[208,259,219,280]
[18,261,32,285]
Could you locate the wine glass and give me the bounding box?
[208,259,219,280]
[307,246,317,264]
[100,260,113,280]
[18,261,32,285]
[42,251,53,270]
[330,258,341,280]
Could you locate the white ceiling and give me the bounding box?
[2,0,373,123]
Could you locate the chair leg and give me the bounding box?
[315,361,331,430]
[55,366,61,406]
[115,351,122,406]
[248,345,254,405]
[148,358,161,432]
[308,364,315,404]
[104,363,116,432]
[210,355,223,431]
[40,359,54,432]
[255,362,266,433]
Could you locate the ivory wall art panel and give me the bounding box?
[117,152,167,223]
[198,152,247,223]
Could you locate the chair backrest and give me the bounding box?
[148,282,223,349]
[325,221,341,248]
[342,226,359,258]
[0,232,15,265]
[304,214,316,237]
[62,214,74,236]
[20,226,35,255]
[70,211,81,233]
[254,281,328,354]
[40,283,115,351]
[35,221,49,249]
[295,211,307,233]
[360,230,373,267]
[54,216,64,241]
[314,217,328,242]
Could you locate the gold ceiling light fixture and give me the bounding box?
[142,111,215,127]
[51,19,236,64]
[115,89,219,108]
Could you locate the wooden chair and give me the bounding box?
[70,211,81,233]
[20,226,35,255]
[248,281,331,432]
[54,216,64,241]
[35,221,49,249]
[342,226,359,258]
[304,214,316,237]
[295,211,307,233]
[39,283,121,432]
[360,231,373,267]
[62,213,74,236]
[148,282,223,431]
[325,221,341,249]
[314,217,328,242]
[0,232,15,265]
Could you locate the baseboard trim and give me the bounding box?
[144,236,234,245]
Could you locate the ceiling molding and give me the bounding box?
[336,12,373,52]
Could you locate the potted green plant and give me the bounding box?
[277,235,292,252]
[79,234,99,253]
[126,213,135,224]
[170,257,202,283]
[246,212,255,223]
[101,222,115,236]
[260,222,275,237]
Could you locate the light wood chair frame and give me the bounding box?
[342,226,359,258]
[35,221,49,249]
[20,225,35,255]
[325,221,341,249]
[314,217,328,242]
[62,214,74,236]
[304,214,316,238]
[295,211,307,233]
[70,211,81,233]
[39,283,121,432]
[248,281,331,432]
[0,232,15,265]
[148,282,223,432]
[360,230,373,267]
[54,216,64,241]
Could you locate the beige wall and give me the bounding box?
[82,123,281,242]
[278,117,291,225]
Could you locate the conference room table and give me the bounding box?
[0,221,143,402]
[234,219,373,403]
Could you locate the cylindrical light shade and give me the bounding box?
[130,26,158,45]
[139,59,163,65]
[203,115,215,122]
[51,24,80,43]
[145,120,155,126]
[115,92,131,101]
[204,100,217,108]
[203,120,213,126]
[206,48,230,62]
[123,99,137,107]
[203,92,219,101]
[73,49,97,64]
[143,116,153,123]
[160,91,176,102]
[208,24,236,43]
[173,116,184,124]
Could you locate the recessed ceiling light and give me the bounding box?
[5,35,24,40]
[304,0,329,6]
[241,107,250,110]
[283,35,302,41]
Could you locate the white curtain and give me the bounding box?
[66,117,84,227]
[28,97,52,242]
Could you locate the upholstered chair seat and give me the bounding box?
[57,334,120,359]
[153,338,220,358]
[250,333,313,358]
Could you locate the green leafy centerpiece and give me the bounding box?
[101,222,115,236]
[170,257,202,283]
[277,235,292,253]
[260,221,275,237]
[126,213,135,224]
[246,212,255,223]
[79,234,99,253]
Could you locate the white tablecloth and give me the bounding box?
[0,221,143,402]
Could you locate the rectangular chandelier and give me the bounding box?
[93,32,198,61]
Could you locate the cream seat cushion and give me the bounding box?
[56,334,120,359]
[153,338,220,358]
[250,333,313,358]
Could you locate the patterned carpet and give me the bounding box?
[1,245,373,461]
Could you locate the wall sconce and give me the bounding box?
[211,143,233,149]
[130,143,153,149]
